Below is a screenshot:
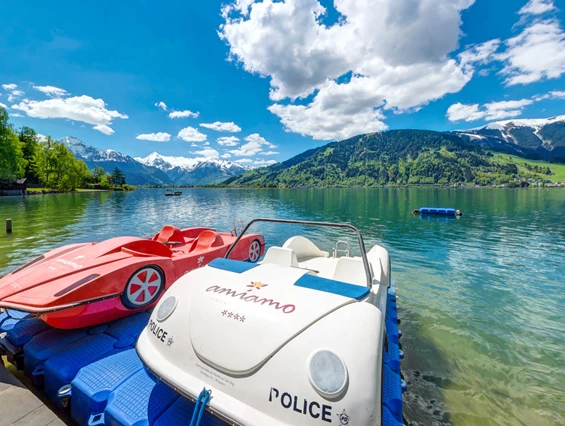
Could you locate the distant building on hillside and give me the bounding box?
[0,178,27,196]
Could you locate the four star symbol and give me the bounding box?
[220,311,247,323]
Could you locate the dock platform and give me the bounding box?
[0,360,66,426]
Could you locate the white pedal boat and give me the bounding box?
[137,219,394,426]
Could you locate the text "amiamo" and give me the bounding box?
[206,285,296,314]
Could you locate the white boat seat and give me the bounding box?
[262,247,299,268]
[282,236,329,262]
[332,257,371,286]
[367,245,390,286]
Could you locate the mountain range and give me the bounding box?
[60,115,565,187]
[60,137,250,186]
[134,152,251,186]
[454,115,565,161]
[224,129,562,188]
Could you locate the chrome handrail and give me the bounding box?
[224,218,373,288]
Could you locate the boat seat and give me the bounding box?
[262,247,299,268]
[332,257,371,286]
[294,274,370,300]
[367,245,390,286]
[153,226,185,245]
[191,230,224,251]
[282,236,329,262]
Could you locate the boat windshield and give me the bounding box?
[225,218,373,288]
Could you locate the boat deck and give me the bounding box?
[0,361,66,426]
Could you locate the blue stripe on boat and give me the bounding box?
[208,258,259,273]
[294,274,370,300]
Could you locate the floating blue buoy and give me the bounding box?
[401,379,408,393]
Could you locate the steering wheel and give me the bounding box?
[161,241,183,246]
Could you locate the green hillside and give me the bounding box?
[491,153,565,183]
[224,130,565,188]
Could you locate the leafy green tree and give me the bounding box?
[0,108,26,181]
[92,166,106,182]
[18,126,40,183]
[35,137,90,190]
[110,167,126,186]
[98,174,112,189]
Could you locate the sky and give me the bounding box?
[1,0,565,166]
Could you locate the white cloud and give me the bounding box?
[221,153,232,158]
[483,99,534,121]
[447,98,534,122]
[519,0,555,16]
[235,158,253,163]
[93,124,115,135]
[136,132,171,142]
[11,95,128,134]
[193,148,220,158]
[220,0,475,140]
[260,151,279,156]
[169,110,199,119]
[229,133,276,156]
[217,136,240,146]
[459,40,501,66]
[10,113,23,117]
[548,90,565,99]
[447,103,485,122]
[33,85,68,97]
[177,126,207,142]
[155,101,168,111]
[2,83,17,91]
[8,90,24,102]
[498,19,565,86]
[254,159,277,166]
[200,121,242,132]
[0,102,7,109]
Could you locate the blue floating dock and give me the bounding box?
[418,207,458,216]
[0,282,403,426]
[71,349,143,425]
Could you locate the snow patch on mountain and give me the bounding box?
[135,152,252,173]
[61,136,132,163]
[480,115,565,131]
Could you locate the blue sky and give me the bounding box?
[1,0,564,165]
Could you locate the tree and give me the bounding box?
[35,137,90,190]
[0,108,26,181]
[110,167,126,186]
[18,126,40,183]
[92,166,106,182]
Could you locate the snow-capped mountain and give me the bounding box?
[135,152,252,185]
[61,136,134,163]
[60,137,251,186]
[61,137,171,185]
[454,116,565,161]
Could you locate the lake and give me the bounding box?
[1,188,564,426]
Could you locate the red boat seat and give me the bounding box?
[154,226,185,245]
[191,230,224,251]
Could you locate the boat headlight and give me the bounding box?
[307,349,348,399]
[156,296,177,322]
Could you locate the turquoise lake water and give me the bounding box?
[0,188,564,426]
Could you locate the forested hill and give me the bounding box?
[223,130,555,187]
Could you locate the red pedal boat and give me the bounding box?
[0,224,265,329]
